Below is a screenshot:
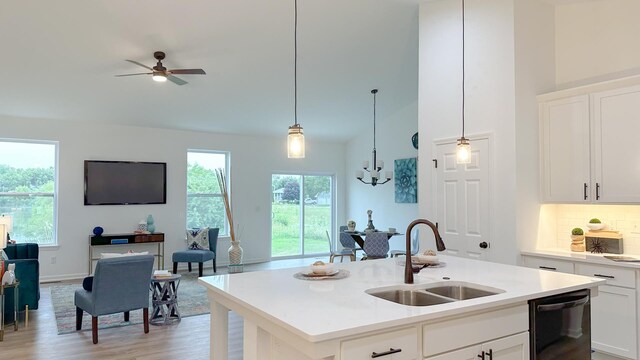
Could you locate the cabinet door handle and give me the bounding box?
[539,266,557,271]
[594,273,615,279]
[487,349,493,360]
[478,351,485,360]
[371,348,401,358]
[596,183,600,200]
[584,183,588,200]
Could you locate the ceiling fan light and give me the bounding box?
[287,124,305,159]
[152,73,167,82]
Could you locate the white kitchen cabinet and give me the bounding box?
[592,85,640,203]
[426,332,529,360]
[539,80,640,204]
[341,327,418,360]
[522,255,574,273]
[575,263,637,359]
[540,95,590,203]
[589,285,637,359]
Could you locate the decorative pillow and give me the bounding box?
[100,251,149,259]
[186,228,209,250]
[82,276,93,291]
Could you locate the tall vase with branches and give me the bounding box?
[216,169,243,271]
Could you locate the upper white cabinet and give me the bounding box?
[540,79,640,203]
[540,95,590,202]
[592,85,640,203]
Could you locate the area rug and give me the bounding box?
[51,272,210,334]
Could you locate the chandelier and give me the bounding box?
[356,89,392,186]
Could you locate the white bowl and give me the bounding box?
[310,262,335,275]
[586,223,606,231]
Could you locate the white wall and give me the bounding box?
[556,0,640,87]
[345,101,419,252]
[418,0,554,264]
[1,115,346,281]
[538,204,640,255]
[514,0,556,258]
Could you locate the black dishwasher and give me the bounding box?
[529,289,591,360]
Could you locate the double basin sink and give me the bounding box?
[366,282,504,306]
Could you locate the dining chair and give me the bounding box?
[390,229,420,257]
[325,230,356,263]
[363,232,390,259]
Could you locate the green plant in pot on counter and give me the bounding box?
[589,218,601,224]
[570,227,585,252]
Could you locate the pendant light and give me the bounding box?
[356,89,393,186]
[287,0,305,158]
[456,0,471,164]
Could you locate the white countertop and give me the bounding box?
[198,255,603,342]
[522,248,640,269]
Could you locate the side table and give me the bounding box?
[149,274,181,326]
[0,280,20,341]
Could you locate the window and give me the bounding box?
[186,151,229,235]
[271,174,334,257]
[0,140,57,245]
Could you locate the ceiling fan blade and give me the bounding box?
[125,60,153,71]
[167,75,188,85]
[168,69,206,75]
[115,72,152,77]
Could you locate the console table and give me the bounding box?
[88,233,165,275]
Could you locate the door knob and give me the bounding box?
[479,242,489,249]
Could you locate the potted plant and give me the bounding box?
[570,228,584,241]
[570,228,585,252]
[587,218,605,230]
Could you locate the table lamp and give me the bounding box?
[0,214,13,241]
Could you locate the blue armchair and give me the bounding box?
[172,227,219,276]
[74,255,154,344]
[3,243,40,323]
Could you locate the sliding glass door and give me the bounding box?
[271,174,333,258]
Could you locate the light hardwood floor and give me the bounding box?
[0,257,329,360]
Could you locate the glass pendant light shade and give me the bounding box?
[456,136,471,164]
[287,124,305,158]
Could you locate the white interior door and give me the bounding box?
[434,137,490,259]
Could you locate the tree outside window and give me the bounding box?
[187,151,229,235]
[0,140,57,245]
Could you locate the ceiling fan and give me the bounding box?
[115,51,206,85]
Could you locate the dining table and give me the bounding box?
[343,230,403,249]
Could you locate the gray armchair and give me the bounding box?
[172,227,219,276]
[74,255,154,344]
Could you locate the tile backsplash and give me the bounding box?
[545,204,640,254]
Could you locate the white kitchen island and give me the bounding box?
[198,255,604,360]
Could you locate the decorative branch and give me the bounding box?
[215,168,235,241]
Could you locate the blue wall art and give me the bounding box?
[394,157,417,203]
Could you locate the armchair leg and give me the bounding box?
[92,316,98,344]
[198,262,203,277]
[76,307,83,330]
[213,258,217,273]
[143,308,149,334]
[188,262,192,272]
[173,262,178,274]
[124,311,130,322]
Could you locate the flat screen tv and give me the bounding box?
[84,160,167,205]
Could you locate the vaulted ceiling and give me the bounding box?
[0,0,419,142]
